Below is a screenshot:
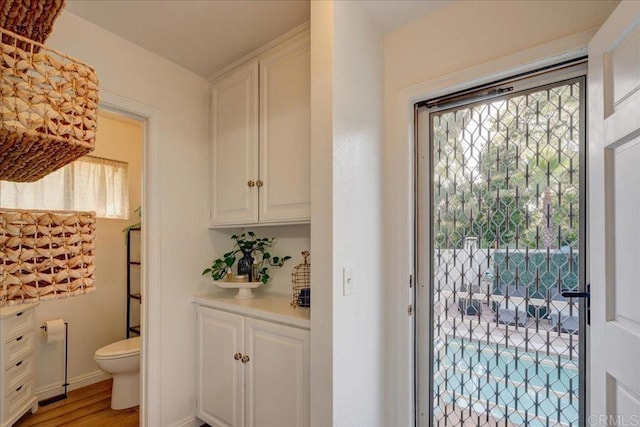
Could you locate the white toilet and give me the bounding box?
[94,336,141,410]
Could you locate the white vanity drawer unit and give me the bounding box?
[1,303,38,427]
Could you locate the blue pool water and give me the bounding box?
[434,338,579,426]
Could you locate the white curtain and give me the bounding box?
[0,156,129,219]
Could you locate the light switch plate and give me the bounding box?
[343,267,353,296]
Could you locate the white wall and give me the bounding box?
[34,112,143,400]
[309,1,334,425]
[382,1,618,425]
[332,1,385,426]
[310,1,385,426]
[47,11,212,426]
[384,0,619,93]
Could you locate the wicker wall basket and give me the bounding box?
[0,26,98,182]
[0,209,96,307]
[0,0,67,49]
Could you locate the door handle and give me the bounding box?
[561,292,590,298]
[562,284,591,325]
[241,355,250,363]
[234,352,242,360]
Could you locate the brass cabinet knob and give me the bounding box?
[241,355,250,363]
[256,180,264,188]
[234,352,242,360]
[247,180,255,188]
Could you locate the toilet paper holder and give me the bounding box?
[39,321,69,405]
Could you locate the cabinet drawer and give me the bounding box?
[4,377,34,421]
[5,355,33,397]
[5,332,34,369]
[2,308,34,343]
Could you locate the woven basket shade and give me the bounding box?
[0,209,96,307]
[0,26,98,182]
[0,0,66,50]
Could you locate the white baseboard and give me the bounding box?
[170,415,200,427]
[69,370,112,391]
[36,370,111,401]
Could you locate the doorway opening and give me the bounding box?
[416,62,587,426]
[7,106,145,426]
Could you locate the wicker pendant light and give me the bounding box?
[0,0,66,47]
[0,0,99,182]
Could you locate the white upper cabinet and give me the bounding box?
[210,62,259,226]
[258,38,311,224]
[209,32,310,227]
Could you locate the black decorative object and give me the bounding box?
[237,249,254,281]
[298,288,310,307]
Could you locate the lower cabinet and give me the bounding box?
[197,306,309,427]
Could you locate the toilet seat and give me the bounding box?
[95,336,140,360]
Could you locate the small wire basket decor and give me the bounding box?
[291,251,310,307]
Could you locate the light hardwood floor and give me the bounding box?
[14,379,139,427]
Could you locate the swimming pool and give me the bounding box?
[433,337,579,426]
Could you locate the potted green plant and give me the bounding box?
[202,231,291,284]
[122,206,141,244]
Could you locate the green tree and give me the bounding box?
[432,81,581,250]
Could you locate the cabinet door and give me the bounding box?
[197,307,245,427]
[245,318,309,427]
[259,38,311,224]
[210,61,259,227]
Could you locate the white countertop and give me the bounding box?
[191,292,310,330]
[0,302,39,318]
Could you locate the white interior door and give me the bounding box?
[588,2,640,424]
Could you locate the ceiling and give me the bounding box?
[360,0,453,32]
[66,0,454,80]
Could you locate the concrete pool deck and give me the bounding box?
[435,295,580,359]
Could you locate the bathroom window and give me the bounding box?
[0,155,130,219]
